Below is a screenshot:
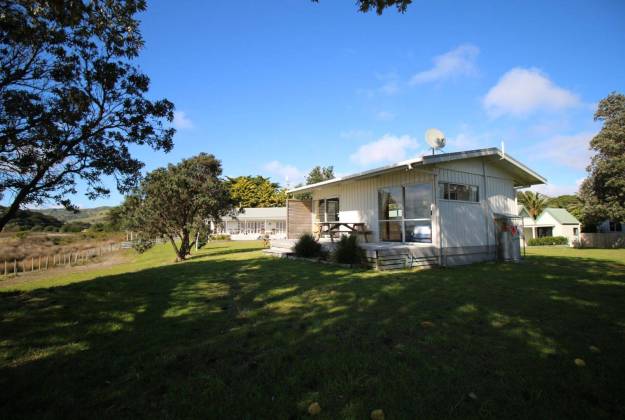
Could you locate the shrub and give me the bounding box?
[61,222,91,233]
[333,234,365,265]
[132,238,154,254]
[293,233,323,258]
[209,234,231,241]
[527,236,568,246]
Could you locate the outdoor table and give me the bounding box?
[315,222,370,242]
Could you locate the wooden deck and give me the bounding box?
[266,239,438,270]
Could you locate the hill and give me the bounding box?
[33,206,113,224]
[0,207,64,231]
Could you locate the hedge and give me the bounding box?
[527,236,568,246]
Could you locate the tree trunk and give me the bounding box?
[176,229,191,261]
[0,170,47,231]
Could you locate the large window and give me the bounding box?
[378,184,432,243]
[439,182,479,202]
[316,198,339,222]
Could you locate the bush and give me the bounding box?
[132,238,154,254]
[209,234,231,241]
[293,233,323,258]
[15,231,28,240]
[527,236,568,246]
[61,222,91,233]
[333,234,365,265]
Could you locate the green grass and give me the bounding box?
[1,242,625,419]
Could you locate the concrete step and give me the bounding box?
[263,247,293,257]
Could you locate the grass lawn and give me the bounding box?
[1,242,625,419]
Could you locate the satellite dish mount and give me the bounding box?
[425,128,446,155]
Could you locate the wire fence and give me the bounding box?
[2,242,123,277]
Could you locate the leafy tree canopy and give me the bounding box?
[579,92,625,223]
[306,166,335,185]
[517,191,548,220]
[312,0,412,14]
[226,176,286,208]
[121,154,235,261]
[0,0,175,231]
[546,194,583,221]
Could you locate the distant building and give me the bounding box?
[597,220,624,233]
[211,207,286,240]
[519,206,581,245]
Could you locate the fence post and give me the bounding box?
[45,256,49,270]
[38,256,41,271]
[14,259,17,275]
[3,260,6,276]
[31,257,34,272]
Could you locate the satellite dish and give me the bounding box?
[425,128,446,152]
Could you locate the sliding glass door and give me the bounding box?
[378,183,432,243]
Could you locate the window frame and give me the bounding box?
[438,182,480,203]
[316,197,340,223]
[378,183,433,243]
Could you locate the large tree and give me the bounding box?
[306,166,335,185]
[0,0,175,231]
[121,154,235,261]
[312,0,412,14]
[579,92,625,223]
[517,190,548,220]
[226,175,286,208]
[546,194,583,221]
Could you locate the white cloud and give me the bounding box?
[350,134,421,166]
[410,44,479,85]
[375,111,395,121]
[263,160,305,185]
[173,111,193,129]
[528,131,595,170]
[483,68,580,117]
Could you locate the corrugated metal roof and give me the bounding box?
[288,147,546,193]
[221,207,286,221]
[541,208,580,225]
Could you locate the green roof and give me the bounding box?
[541,208,580,224]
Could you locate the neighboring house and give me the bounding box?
[597,220,624,233]
[211,207,286,240]
[519,206,581,245]
[277,147,546,267]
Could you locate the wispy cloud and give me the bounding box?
[358,72,401,97]
[527,131,595,171]
[525,178,585,197]
[483,68,580,117]
[350,134,421,166]
[375,111,395,121]
[340,129,374,141]
[263,160,305,185]
[173,111,194,129]
[410,44,479,85]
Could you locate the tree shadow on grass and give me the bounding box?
[1,253,624,419]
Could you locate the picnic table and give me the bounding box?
[315,222,371,242]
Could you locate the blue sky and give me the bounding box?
[32,0,625,207]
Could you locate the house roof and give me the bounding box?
[540,208,580,225]
[288,147,546,193]
[222,207,286,221]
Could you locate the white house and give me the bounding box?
[597,220,624,233]
[271,148,546,268]
[212,207,286,240]
[519,206,581,246]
